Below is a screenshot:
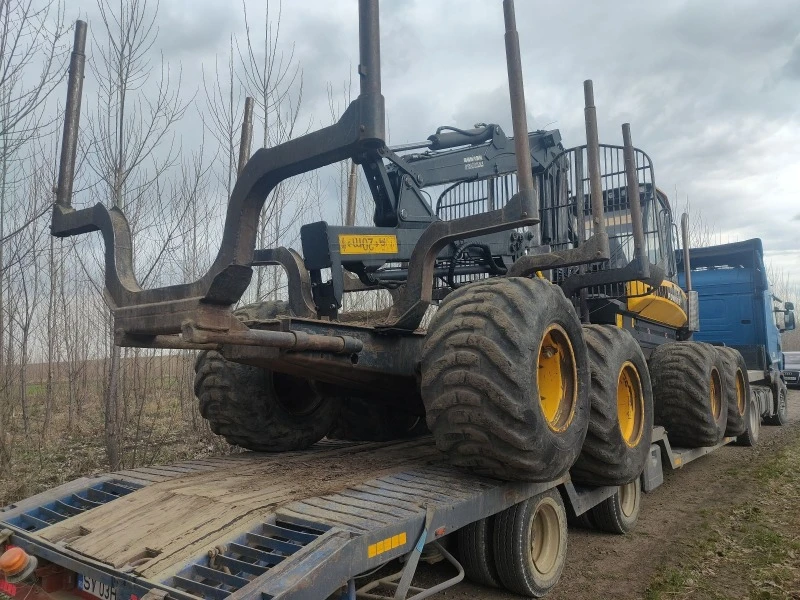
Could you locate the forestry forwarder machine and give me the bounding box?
[50,1,751,499]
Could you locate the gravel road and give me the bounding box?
[414,389,800,599]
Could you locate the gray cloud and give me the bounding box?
[69,0,800,270]
[784,42,800,80]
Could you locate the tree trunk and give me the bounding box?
[105,336,122,470]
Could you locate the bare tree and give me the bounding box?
[238,0,309,302]
[0,0,67,158]
[88,0,187,469]
[202,36,244,201]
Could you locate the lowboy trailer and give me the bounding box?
[1,427,741,600]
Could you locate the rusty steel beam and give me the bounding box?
[681,212,692,291]
[183,322,364,354]
[237,97,255,176]
[55,21,87,208]
[622,123,647,267]
[583,80,607,241]
[502,0,538,238]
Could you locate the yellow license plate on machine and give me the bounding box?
[338,234,398,255]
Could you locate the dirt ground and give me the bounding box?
[416,389,800,600]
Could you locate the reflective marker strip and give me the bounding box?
[367,532,407,558]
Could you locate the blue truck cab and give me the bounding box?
[678,239,795,422]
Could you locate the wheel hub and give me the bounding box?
[709,368,722,419]
[617,362,644,447]
[537,325,578,433]
[530,500,561,577]
[618,479,639,518]
[735,369,746,416]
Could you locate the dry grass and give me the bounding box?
[645,435,800,600]
[0,353,236,507]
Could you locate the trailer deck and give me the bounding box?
[0,429,739,600]
[1,438,561,600]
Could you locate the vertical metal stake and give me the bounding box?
[345,161,358,226]
[502,0,539,242]
[622,123,647,266]
[574,150,590,322]
[583,80,606,239]
[55,21,87,208]
[681,212,692,291]
[237,97,254,176]
[357,0,385,142]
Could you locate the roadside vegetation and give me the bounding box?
[0,355,235,507]
[645,433,800,600]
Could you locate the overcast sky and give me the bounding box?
[70,0,800,283]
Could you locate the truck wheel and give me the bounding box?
[734,395,760,447]
[570,325,654,486]
[589,477,642,535]
[493,489,568,597]
[456,517,500,588]
[717,347,750,436]
[327,396,428,442]
[421,277,590,481]
[648,341,727,447]
[765,384,789,426]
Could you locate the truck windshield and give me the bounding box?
[785,352,800,368]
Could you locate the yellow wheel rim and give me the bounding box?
[618,479,639,518]
[617,362,644,447]
[710,368,722,419]
[735,369,746,416]
[530,500,561,577]
[538,325,578,432]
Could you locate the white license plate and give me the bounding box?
[78,575,117,600]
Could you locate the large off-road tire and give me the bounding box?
[327,396,428,442]
[765,382,789,425]
[649,341,727,447]
[734,394,760,447]
[194,350,339,451]
[570,325,654,486]
[589,477,642,535]
[456,517,500,588]
[193,300,339,451]
[421,277,590,482]
[493,489,568,597]
[717,347,750,436]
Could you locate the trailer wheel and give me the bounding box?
[493,488,568,597]
[421,277,590,481]
[456,517,500,588]
[589,477,642,535]
[734,395,760,447]
[570,325,654,486]
[765,384,789,426]
[717,347,750,436]
[327,396,428,442]
[648,341,727,447]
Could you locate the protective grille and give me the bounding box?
[541,144,672,298]
[436,175,518,220]
[434,175,521,289]
[429,145,673,299]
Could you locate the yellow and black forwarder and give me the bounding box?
[40,0,763,596]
